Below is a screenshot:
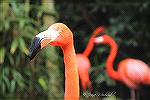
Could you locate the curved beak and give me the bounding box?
[28,37,41,60]
[28,29,59,60]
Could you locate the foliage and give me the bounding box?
[0,0,64,99]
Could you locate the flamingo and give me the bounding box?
[76,26,105,92]
[28,23,79,100]
[94,34,150,99]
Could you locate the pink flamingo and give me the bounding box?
[94,34,150,99]
[28,23,79,100]
[76,26,105,91]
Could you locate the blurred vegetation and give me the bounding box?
[1,0,150,100]
[0,0,64,99]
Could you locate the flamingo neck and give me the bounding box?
[62,44,79,100]
[106,37,120,80]
[83,26,105,57]
[83,36,94,57]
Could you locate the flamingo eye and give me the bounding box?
[58,30,62,33]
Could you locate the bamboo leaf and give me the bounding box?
[18,38,29,55]
[0,47,6,64]
[24,1,30,17]
[19,19,25,29]
[21,26,34,39]
[3,75,10,89]
[15,55,20,66]
[38,78,47,90]
[43,15,56,28]
[12,69,25,89]
[17,81,25,89]
[12,69,23,81]
[7,53,14,65]
[10,39,18,54]
[3,66,10,76]
[4,19,10,31]
[2,82,6,94]
[41,1,57,15]
[10,80,16,93]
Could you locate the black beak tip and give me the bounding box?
[28,54,33,61]
[28,37,41,61]
[29,57,32,61]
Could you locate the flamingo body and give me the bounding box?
[76,26,105,91]
[76,54,91,91]
[118,58,150,88]
[95,34,150,89]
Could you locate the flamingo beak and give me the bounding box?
[94,36,104,44]
[28,37,41,60]
[28,29,59,60]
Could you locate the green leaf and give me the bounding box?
[21,26,34,39]
[17,80,25,89]
[2,82,6,94]
[10,80,16,93]
[15,55,20,66]
[38,78,47,90]
[24,1,30,17]
[12,69,25,89]
[0,47,6,64]
[12,69,23,81]
[10,39,18,54]
[3,75,10,89]
[4,19,10,31]
[7,53,14,65]
[18,37,29,55]
[19,19,25,29]
[3,66,10,76]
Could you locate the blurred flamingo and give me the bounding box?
[95,34,150,99]
[76,26,105,92]
[28,23,79,100]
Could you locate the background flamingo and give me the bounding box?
[76,26,105,92]
[94,34,150,99]
[28,23,79,100]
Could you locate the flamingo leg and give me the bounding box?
[131,89,136,100]
[136,89,140,100]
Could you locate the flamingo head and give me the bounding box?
[94,34,111,44]
[92,26,105,37]
[28,23,73,60]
